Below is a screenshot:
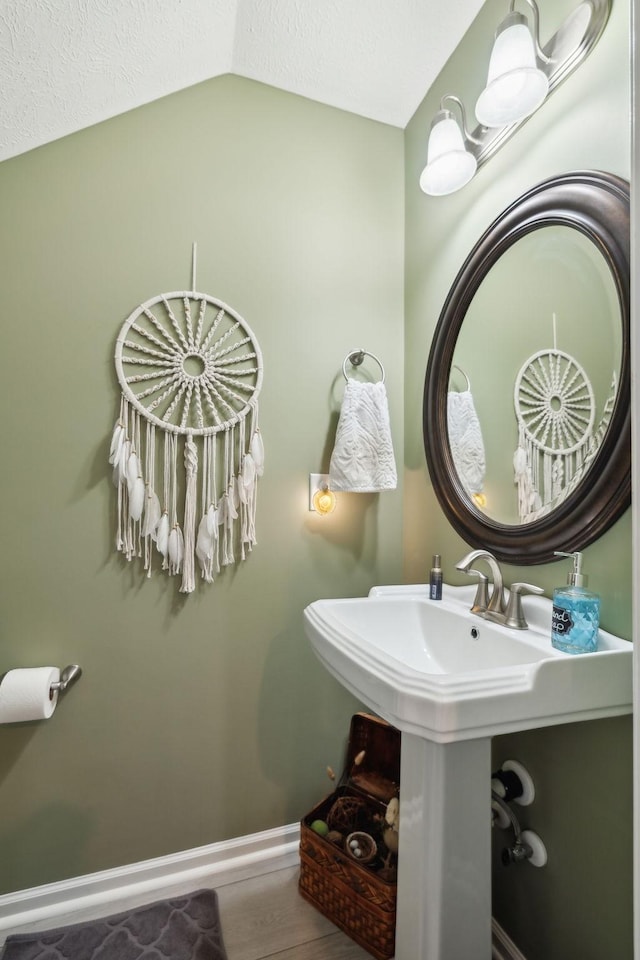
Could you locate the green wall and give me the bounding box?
[404,0,632,957]
[0,75,405,893]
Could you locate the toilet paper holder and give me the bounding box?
[50,664,82,697]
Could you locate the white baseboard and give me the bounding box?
[492,917,529,960]
[0,822,301,933]
[0,822,526,959]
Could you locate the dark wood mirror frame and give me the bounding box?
[423,170,630,565]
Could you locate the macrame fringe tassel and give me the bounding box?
[110,395,262,590]
[142,422,160,578]
[157,513,170,560]
[180,435,198,593]
[195,435,218,582]
[168,524,184,575]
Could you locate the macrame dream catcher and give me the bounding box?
[512,317,595,522]
[109,247,264,592]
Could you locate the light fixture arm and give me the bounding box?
[439,95,483,146]
[509,0,551,64]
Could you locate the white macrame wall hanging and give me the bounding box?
[512,316,596,522]
[108,245,264,592]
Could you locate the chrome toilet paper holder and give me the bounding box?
[50,664,82,697]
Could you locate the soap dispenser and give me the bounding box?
[551,551,600,654]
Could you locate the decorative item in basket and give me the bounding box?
[345,831,377,865]
[381,796,399,865]
[327,795,370,834]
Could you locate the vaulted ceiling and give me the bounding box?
[1,0,485,163]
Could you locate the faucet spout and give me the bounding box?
[455,549,506,616]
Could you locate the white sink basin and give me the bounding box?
[304,583,632,743]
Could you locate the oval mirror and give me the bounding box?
[424,170,630,564]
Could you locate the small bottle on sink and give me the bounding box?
[430,554,443,600]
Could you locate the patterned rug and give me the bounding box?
[0,889,227,960]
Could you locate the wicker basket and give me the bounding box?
[299,714,400,960]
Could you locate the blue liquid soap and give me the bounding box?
[551,551,600,654]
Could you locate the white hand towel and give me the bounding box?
[447,390,486,496]
[329,379,397,492]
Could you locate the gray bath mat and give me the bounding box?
[0,889,227,960]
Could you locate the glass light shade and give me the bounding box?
[419,111,477,197]
[475,14,549,127]
[312,485,336,515]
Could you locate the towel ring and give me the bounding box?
[449,364,471,392]
[342,349,385,384]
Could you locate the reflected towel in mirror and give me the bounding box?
[447,390,486,496]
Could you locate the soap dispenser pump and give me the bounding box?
[551,551,600,654]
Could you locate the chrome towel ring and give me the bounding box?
[449,364,471,391]
[342,349,385,383]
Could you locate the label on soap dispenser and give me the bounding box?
[551,605,574,637]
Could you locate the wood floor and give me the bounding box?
[0,866,372,960]
[218,865,372,959]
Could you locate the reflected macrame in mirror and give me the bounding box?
[449,226,621,525]
[424,171,630,564]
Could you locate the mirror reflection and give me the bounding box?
[424,171,630,564]
[448,226,621,526]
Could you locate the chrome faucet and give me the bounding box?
[455,549,543,629]
[456,549,506,618]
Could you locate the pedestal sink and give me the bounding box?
[303,584,632,960]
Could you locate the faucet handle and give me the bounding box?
[504,582,544,630]
[464,568,490,614]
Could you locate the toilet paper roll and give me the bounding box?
[0,667,60,723]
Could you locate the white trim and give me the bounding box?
[492,918,529,960]
[0,822,300,933]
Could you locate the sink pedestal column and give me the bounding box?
[395,733,492,960]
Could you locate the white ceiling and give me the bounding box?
[0,0,486,164]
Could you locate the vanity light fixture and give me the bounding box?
[419,96,480,197]
[475,1,550,127]
[419,0,610,196]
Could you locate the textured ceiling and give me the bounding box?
[0,0,486,163]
